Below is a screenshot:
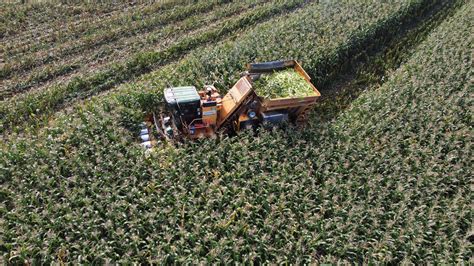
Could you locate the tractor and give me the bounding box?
[139,60,320,148]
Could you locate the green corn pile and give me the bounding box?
[253,68,315,98]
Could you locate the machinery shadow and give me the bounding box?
[309,0,463,125]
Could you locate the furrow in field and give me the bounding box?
[1,5,144,55]
[1,0,221,61]
[0,1,139,38]
[1,1,227,79]
[0,0,269,100]
[0,0,181,43]
[1,3,141,41]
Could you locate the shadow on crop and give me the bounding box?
[311,0,464,124]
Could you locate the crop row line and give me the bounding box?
[2,0,221,59]
[1,0,230,80]
[0,1,143,38]
[0,0,183,45]
[0,0,268,100]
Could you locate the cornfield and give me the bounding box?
[0,0,471,263]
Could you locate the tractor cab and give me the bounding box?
[164,86,201,130]
[163,85,222,139]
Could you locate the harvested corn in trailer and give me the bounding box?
[253,68,315,98]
